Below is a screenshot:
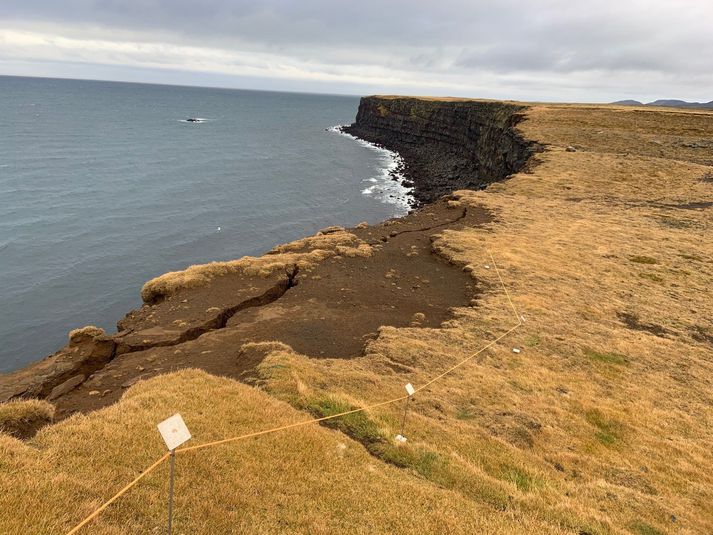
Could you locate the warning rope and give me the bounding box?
[65,252,522,534]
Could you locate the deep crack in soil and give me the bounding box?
[50,199,491,420]
[113,265,299,355]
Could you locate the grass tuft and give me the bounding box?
[678,252,703,261]
[0,399,55,439]
[501,465,543,493]
[630,521,665,535]
[585,409,624,446]
[584,348,629,365]
[629,255,658,264]
[141,231,371,302]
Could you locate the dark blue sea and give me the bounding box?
[0,76,410,372]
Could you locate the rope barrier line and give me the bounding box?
[415,324,519,393]
[489,251,523,325]
[177,396,405,454]
[417,252,522,393]
[65,452,171,535]
[64,252,522,534]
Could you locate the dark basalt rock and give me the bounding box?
[344,97,541,204]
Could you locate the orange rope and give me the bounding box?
[64,252,521,534]
[65,452,170,535]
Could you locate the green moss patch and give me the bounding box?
[456,406,477,420]
[584,348,629,365]
[500,465,544,493]
[305,397,384,445]
[586,409,624,446]
[524,334,542,347]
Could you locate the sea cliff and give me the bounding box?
[344,96,538,203]
[0,97,537,408]
[2,98,713,534]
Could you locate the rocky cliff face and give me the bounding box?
[344,97,539,204]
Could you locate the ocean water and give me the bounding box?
[0,76,411,372]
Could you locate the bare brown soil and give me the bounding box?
[52,201,489,419]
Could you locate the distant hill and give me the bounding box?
[613,98,713,109]
[612,99,643,106]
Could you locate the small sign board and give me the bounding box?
[158,413,191,451]
[405,383,415,396]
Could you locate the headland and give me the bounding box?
[1,97,712,534]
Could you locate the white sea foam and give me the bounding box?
[328,125,413,214]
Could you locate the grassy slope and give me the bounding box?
[1,103,712,534]
[0,370,558,534]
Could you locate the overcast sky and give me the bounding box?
[1,1,711,102]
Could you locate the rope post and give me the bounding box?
[167,449,176,535]
[157,414,192,535]
[396,383,415,442]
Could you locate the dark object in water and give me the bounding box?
[186,118,201,122]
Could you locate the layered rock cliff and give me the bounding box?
[344,96,539,203]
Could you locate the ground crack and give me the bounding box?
[371,207,467,244]
[115,265,299,355]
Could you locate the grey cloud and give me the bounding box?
[0,0,712,100]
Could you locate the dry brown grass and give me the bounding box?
[141,231,372,303]
[0,370,563,534]
[0,399,55,438]
[2,103,711,534]
[68,325,105,342]
[244,104,713,533]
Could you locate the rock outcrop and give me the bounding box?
[344,96,539,204]
[0,326,114,402]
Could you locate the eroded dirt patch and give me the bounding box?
[617,312,672,338]
[51,199,490,420]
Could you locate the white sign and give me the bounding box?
[158,413,192,451]
[405,383,415,396]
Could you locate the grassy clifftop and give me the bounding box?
[1,100,712,534]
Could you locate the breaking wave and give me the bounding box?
[328,125,413,214]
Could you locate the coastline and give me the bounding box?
[4,97,713,533]
[328,125,415,212]
[0,84,387,375]
[0,96,534,415]
[343,96,539,204]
